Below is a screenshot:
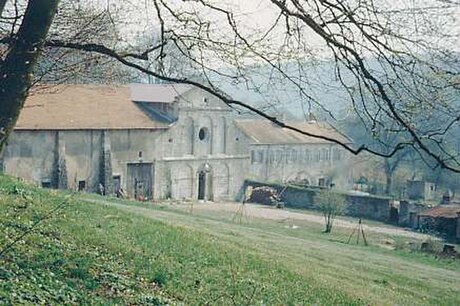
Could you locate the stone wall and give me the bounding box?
[418,216,458,241]
[398,201,427,228]
[242,180,393,222]
[457,213,460,241]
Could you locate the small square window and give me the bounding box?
[318,178,326,187]
[41,181,51,188]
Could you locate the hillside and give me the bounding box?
[1,175,459,305]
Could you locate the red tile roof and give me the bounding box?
[235,119,352,145]
[15,84,172,130]
[419,205,460,219]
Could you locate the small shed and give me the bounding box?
[418,205,460,241]
[407,180,436,201]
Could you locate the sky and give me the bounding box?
[122,0,458,56]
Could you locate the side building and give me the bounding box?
[235,119,353,189]
[1,84,248,201]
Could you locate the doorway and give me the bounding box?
[78,180,86,192]
[113,175,121,195]
[409,212,416,228]
[198,171,206,200]
[197,163,213,201]
[389,206,399,225]
[127,163,153,200]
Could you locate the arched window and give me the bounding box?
[291,149,297,163]
[304,149,310,163]
[285,149,291,164]
[323,149,330,161]
[257,150,264,163]
[315,150,321,162]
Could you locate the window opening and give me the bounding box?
[78,180,86,191]
[199,127,209,141]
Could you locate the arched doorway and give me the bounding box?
[197,163,213,201]
[198,171,206,200]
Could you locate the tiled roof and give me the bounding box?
[15,84,172,130]
[419,205,460,219]
[130,83,193,103]
[235,119,352,145]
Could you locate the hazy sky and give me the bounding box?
[101,0,459,52]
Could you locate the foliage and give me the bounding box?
[314,189,346,233]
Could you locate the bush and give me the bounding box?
[314,190,346,233]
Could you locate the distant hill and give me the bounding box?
[211,54,460,124]
[213,59,351,121]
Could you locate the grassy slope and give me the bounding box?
[1,175,459,305]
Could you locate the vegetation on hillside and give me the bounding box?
[1,175,459,305]
[0,176,358,304]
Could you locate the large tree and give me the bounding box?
[0,0,60,151]
[1,0,459,173]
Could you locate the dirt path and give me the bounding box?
[168,201,433,240]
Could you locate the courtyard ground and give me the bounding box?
[165,200,433,239]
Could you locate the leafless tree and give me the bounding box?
[314,189,346,233]
[1,0,459,173]
[36,2,137,85]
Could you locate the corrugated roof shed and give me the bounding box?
[419,205,460,219]
[130,83,193,103]
[235,119,352,145]
[15,84,171,130]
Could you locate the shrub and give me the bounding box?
[314,190,346,233]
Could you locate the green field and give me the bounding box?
[1,175,459,305]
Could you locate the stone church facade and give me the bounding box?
[0,84,352,201]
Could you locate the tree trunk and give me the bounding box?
[384,160,394,196]
[0,0,60,154]
[0,0,7,15]
[324,212,333,233]
[385,172,393,195]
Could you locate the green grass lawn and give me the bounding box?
[1,175,459,305]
